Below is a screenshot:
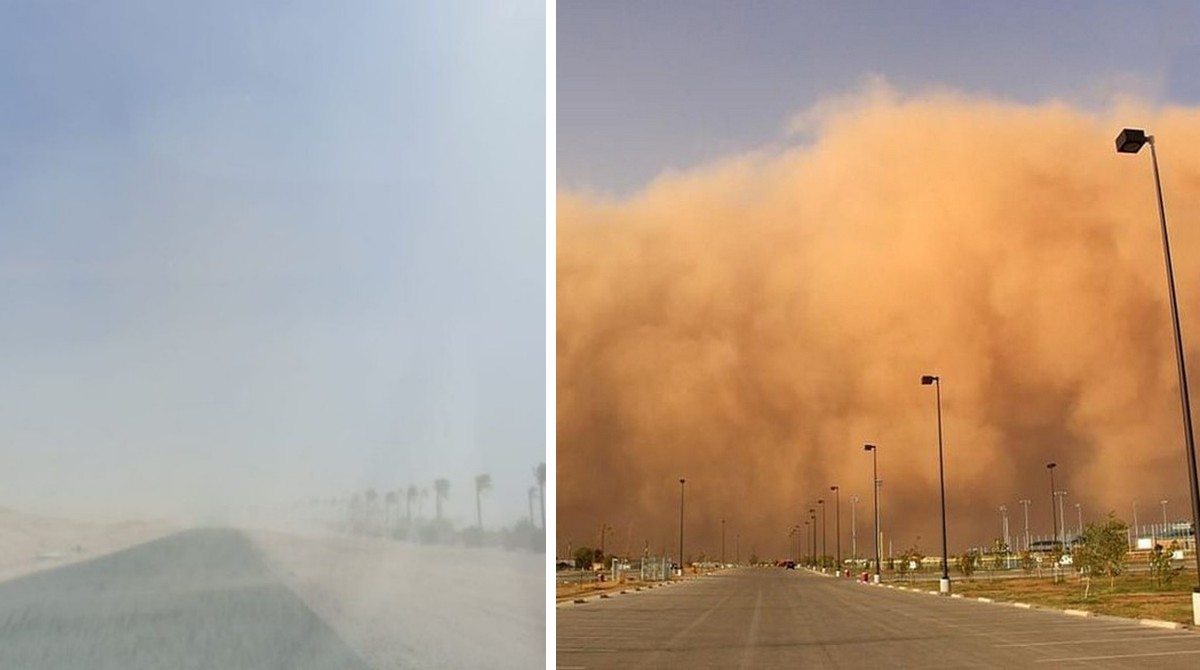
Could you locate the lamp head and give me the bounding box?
[864,443,876,452]
[1046,462,1056,470]
[920,374,938,385]
[1116,128,1149,154]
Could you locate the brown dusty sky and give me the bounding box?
[557,89,1200,563]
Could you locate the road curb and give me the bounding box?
[1140,618,1184,630]
[854,578,1194,631]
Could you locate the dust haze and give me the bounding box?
[558,85,1200,561]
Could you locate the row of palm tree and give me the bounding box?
[314,462,546,547]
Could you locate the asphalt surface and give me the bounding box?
[557,567,1200,669]
[0,528,373,670]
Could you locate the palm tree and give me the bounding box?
[474,474,492,533]
[528,486,537,526]
[365,489,378,532]
[419,488,429,518]
[535,462,546,531]
[384,490,398,532]
[434,478,450,522]
[406,485,418,527]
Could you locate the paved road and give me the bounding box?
[0,528,372,670]
[557,567,1200,668]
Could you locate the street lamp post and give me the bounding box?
[1117,127,1200,624]
[1000,505,1009,549]
[736,533,740,565]
[1019,499,1031,552]
[1133,500,1139,540]
[1075,503,1083,537]
[818,498,827,571]
[1163,499,1170,534]
[809,508,817,567]
[1047,463,1060,580]
[850,495,859,561]
[865,443,881,583]
[831,485,842,575]
[921,374,951,595]
[721,518,726,567]
[678,478,686,577]
[1055,490,1068,544]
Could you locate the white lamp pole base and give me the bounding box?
[939,578,951,595]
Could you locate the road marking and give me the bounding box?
[995,634,1188,648]
[737,585,764,670]
[558,648,617,653]
[1036,649,1200,663]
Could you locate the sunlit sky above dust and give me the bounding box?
[0,1,545,524]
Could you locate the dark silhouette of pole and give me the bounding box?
[921,374,950,594]
[1047,463,1058,554]
[1117,128,1200,620]
[808,508,816,566]
[865,443,880,583]
[818,498,826,570]
[721,518,726,566]
[831,485,841,574]
[678,478,686,575]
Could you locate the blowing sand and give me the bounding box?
[0,507,176,584]
[247,527,545,670]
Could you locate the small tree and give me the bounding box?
[1072,512,1129,596]
[573,546,602,569]
[898,545,924,583]
[958,550,978,579]
[1019,550,1035,574]
[1149,541,1183,589]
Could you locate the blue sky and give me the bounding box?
[0,1,545,524]
[558,0,1200,195]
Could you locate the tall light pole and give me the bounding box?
[1055,490,1068,544]
[831,485,842,574]
[1116,127,1200,624]
[1047,464,1058,541]
[678,478,686,576]
[1163,499,1170,533]
[1000,505,1009,549]
[721,518,726,567]
[1133,500,1139,540]
[736,533,740,565]
[1019,499,1031,552]
[921,374,951,595]
[865,443,881,583]
[1075,503,1083,537]
[791,525,800,564]
[850,495,859,561]
[818,498,827,570]
[809,508,817,567]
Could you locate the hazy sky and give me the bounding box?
[0,1,545,525]
[559,0,1200,195]
[558,1,1200,561]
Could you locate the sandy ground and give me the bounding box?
[246,526,545,670]
[0,507,176,583]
